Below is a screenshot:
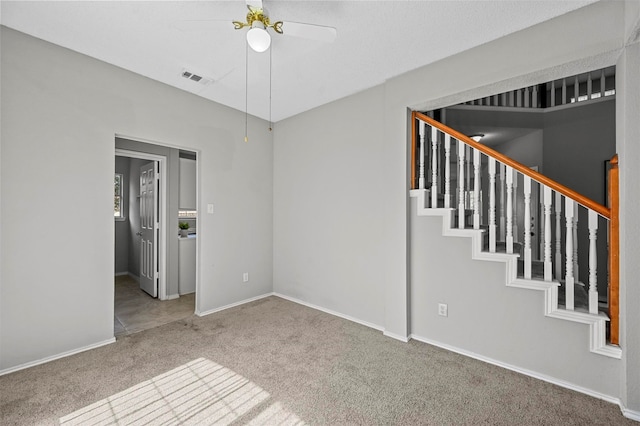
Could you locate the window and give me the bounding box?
[114,173,125,220]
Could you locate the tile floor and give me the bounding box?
[114,275,195,337]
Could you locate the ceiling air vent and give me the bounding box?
[181,69,213,86]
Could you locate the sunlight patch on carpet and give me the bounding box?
[60,358,305,425]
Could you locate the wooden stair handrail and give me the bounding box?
[413,111,611,219]
[608,154,619,345]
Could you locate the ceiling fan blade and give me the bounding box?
[280,21,337,43]
[246,0,263,11]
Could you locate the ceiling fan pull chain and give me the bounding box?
[244,41,249,142]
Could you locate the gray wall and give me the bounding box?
[274,85,387,328]
[114,156,130,274]
[496,129,543,170]
[0,26,273,371]
[543,99,616,206]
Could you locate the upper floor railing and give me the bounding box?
[461,66,615,109]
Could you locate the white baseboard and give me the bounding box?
[196,293,273,317]
[0,338,116,377]
[114,271,129,277]
[383,330,410,342]
[165,293,180,300]
[409,333,621,406]
[272,292,384,332]
[622,407,640,421]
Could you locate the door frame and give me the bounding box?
[115,149,168,300]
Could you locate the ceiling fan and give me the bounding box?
[231,0,337,52]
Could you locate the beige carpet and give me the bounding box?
[0,296,633,425]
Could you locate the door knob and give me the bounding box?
[136,232,143,236]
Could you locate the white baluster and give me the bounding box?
[600,69,606,97]
[524,86,530,108]
[524,176,532,278]
[501,92,507,107]
[588,210,599,314]
[444,135,451,208]
[431,127,438,208]
[573,202,579,283]
[418,121,426,190]
[555,192,562,279]
[587,73,592,100]
[489,158,497,253]
[506,167,514,254]
[533,85,538,107]
[465,145,471,208]
[473,149,480,229]
[543,187,552,281]
[550,80,556,107]
[512,170,519,244]
[574,76,579,102]
[562,78,567,105]
[565,198,575,310]
[499,164,506,241]
[458,140,465,229]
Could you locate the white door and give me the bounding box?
[139,161,158,297]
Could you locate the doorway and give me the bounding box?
[114,141,198,337]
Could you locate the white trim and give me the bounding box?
[273,292,385,332]
[622,408,640,421]
[196,293,274,317]
[383,330,410,342]
[0,338,116,377]
[165,293,180,300]
[409,333,621,406]
[114,271,129,277]
[115,148,167,301]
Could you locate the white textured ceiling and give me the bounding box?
[1,1,597,122]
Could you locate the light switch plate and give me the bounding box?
[207,204,214,214]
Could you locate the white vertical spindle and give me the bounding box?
[458,141,465,229]
[431,127,438,208]
[524,87,530,108]
[419,121,426,190]
[533,85,538,107]
[512,170,519,244]
[517,89,522,107]
[473,149,480,229]
[501,92,507,107]
[544,187,553,281]
[555,192,562,279]
[587,73,592,100]
[506,167,514,254]
[600,69,606,97]
[562,78,567,105]
[550,81,556,107]
[524,176,532,278]
[444,135,451,208]
[565,198,575,310]
[489,158,497,253]
[573,202,579,283]
[465,145,471,208]
[574,76,579,102]
[499,164,506,241]
[588,210,599,314]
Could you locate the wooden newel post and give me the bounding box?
[609,154,619,345]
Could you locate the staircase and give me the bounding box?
[410,112,621,359]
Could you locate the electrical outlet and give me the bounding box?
[438,303,448,317]
[207,204,214,214]
[243,272,249,283]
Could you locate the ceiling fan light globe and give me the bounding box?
[247,27,271,52]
